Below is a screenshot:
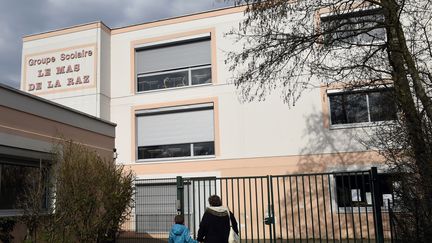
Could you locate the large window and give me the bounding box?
[0,157,48,214]
[320,7,385,46]
[136,103,215,160]
[136,37,212,92]
[328,88,397,125]
[335,173,395,208]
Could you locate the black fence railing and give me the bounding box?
[118,168,395,242]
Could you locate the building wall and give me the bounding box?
[99,28,111,120]
[21,23,111,120]
[21,7,383,180]
[0,105,114,155]
[108,9,378,178]
[1,84,116,159]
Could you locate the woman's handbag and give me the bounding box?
[226,208,240,243]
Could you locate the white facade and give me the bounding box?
[20,6,383,179]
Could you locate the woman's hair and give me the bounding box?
[208,195,222,206]
[174,215,184,224]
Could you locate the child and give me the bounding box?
[169,215,197,243]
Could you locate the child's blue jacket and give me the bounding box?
[169,224,197,243]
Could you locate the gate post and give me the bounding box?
[371,167,384,243]
[176,176,184,216]
[265,175,277,242]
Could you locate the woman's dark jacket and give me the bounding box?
[197,207,239,243]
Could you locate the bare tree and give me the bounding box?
[364,109,432,241]
[227,0,432,241]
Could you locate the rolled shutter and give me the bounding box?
[136,103,214,147]
[136,38,211,74]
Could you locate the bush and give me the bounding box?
[21,140,134,242]
[0,218,15,243]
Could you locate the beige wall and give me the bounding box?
[110,10,374,173]
[20,7,382,178]
[126,151,383,178]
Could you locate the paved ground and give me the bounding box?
[116,238,393,243]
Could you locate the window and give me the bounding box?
[136,103,215,160]
[328,88,396,125]
[335,173,395,208]
[320,7,385,46]
[135,37,212,92]
[0,157,49,214]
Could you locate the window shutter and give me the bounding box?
[135,38,211,74]
[136,104,214,146]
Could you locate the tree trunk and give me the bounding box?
[390,7,432,123]
[382,0,432,240]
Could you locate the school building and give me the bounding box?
[19,5,396,241]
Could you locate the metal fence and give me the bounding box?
[118,168,395,242]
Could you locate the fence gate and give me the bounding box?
[119,167,393,242]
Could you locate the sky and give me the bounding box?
[0,0,233,88]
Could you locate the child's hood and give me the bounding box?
[172,224,186,235]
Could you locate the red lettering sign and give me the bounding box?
[25,46,95,93]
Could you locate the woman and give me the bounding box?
[197,195,239,243]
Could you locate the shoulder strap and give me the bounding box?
[226,208,233,227]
